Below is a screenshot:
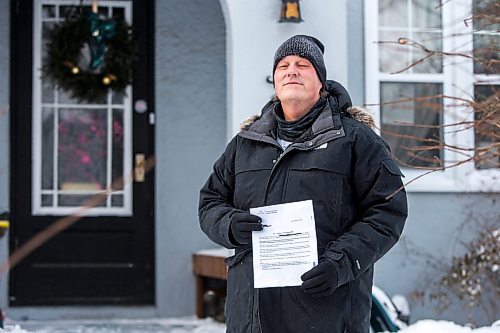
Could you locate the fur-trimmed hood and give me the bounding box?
[240,105,375,131]
[240,80,375,132]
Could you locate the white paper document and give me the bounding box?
[250,200,318,288]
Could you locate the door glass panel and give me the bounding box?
[41,107,54,190]
[58,108,108,190]
[112,7,125,20]
[41,194,53,207]
[33,1,132,215]
[112,91,125,104]
[111,195,123,207]
[42,5,55,19]
[380,82,443,168]
[112,109,124,189]
[58,194,106,207]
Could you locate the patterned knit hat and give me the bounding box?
[273,34,326,86]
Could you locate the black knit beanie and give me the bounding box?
[273,34,327,86]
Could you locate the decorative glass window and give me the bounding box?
[365,0,500,192]
[33,0,133,215]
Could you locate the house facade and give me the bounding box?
[0,0,497,325]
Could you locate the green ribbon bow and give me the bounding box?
[87,12,116,70]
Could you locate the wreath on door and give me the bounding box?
[44,10,136,102]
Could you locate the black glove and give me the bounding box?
[301,260,338,297]
[229,212,263,245]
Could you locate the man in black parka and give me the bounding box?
[199,35,408,333]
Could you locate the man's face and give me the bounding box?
[274,55,322,108]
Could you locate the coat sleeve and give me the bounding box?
[198,136,241,249]
[322,128,408,287]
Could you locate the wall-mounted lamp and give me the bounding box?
[280,0,302,23]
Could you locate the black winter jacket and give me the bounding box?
[199,94,408,333]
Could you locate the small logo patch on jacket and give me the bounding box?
[314,143,328,150]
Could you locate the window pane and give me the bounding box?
[379,0,443,74]
[379,0,408,27]
[112,109,124,189]
[473,34,500,75]
[473,0,499,32]
[111,195,123,207]
[112,91,125,104]
[41,22,54,71]
[412,32,442,73]
[60,5,82,19]
[412,0,442,29]
[42,5,56,19]
[112,7,125,20]
[473,0,499,74]
[381,82,443,168]
[379,30,410,73]
[41,194,53,207]
[97,6,109,17]
[41,108,54,190]
[58,194,106,207]
[474,85,499,169]
[58,108,108,190]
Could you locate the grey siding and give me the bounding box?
[155,0,227,316]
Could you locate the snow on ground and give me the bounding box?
[0,317,226,333]
[397,320,500,333]
[0,318,498,333]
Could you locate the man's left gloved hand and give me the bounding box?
[300,260,338,297]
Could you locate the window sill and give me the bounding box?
[402,167,500,193]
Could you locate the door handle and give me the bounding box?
[135,153,145,182]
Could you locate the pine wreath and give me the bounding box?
[44,12,136,102]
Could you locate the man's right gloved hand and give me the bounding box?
[229,212,263,245]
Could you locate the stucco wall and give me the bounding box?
[347,0,365,106]
[0,2,9,211]
[155,0,227,316]
[0,0,9,313]
[375,193,499,325]
[224,0,349,136]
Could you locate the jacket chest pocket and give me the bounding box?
[284,156,347,243]
[234,149,274,210]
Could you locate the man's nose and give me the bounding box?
[286,66,299,76]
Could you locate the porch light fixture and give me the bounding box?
[280,0,302,23]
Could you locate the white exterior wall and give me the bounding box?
[221,0,349,137]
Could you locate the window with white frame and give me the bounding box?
[364,0,499,192]
[33,0,133,215]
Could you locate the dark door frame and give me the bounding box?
[9,0,156,306]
